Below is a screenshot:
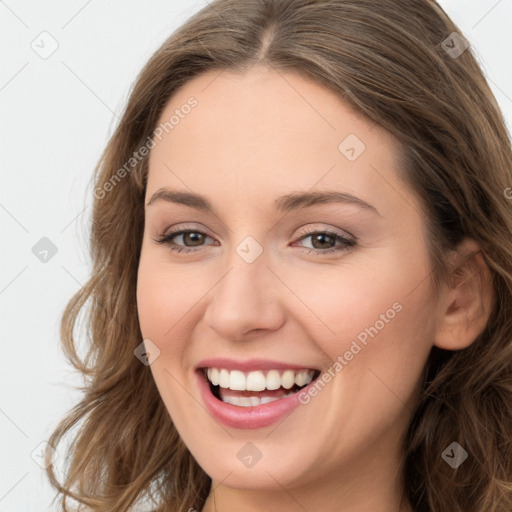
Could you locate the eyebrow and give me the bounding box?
[146,187,380,216]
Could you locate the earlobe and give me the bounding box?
[433,239,495,351]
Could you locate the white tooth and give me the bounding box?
[249,396,261,406]
[294,369,307,386]
[260,396,280,404]
[304,369,314,385]
[281,370,295,389]
[225,395,241,406]
[295,369,314,386]
[214,367,315,391]
[238,396,253,407]
[229,370,246,391]
[246,371,266,391]
[209,368,219,386]
[265,370,281,390]
[224,395,253,407]
[219,369,230,388]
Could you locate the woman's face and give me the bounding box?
[137,66,443,496]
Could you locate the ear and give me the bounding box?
[433,238,495,351]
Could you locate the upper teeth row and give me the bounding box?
[206,368,315,391]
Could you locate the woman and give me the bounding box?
[45,1,512,511]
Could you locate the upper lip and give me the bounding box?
[195,358,319,372]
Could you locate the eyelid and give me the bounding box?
[156,223,355,244]
[160,222,213,238]
[294,224,355,241]
[153,222,357,259]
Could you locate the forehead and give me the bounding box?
[146,66,410,220]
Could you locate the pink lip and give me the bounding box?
[195,367,318,430]
[195,357,317,372]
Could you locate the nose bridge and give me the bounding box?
[204,237,285,340]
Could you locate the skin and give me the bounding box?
[136,65,494,512]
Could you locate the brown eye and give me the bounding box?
[180,231,206,247]
[309,233,337,249]
[154,229,216,254]
[295,229,356,255]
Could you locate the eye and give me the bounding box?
[292,228,356,255]
[154,227,217,254]
[153,225,356,256]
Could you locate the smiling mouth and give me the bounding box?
[200,367,321,407]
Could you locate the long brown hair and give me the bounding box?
[45,1,512,510]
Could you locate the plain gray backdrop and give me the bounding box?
[1,1,511,510]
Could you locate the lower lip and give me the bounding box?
[195,370,314,429]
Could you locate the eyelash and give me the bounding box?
[153,226,356,256]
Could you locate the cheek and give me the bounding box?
[136,256,205,426]
[283,259,435,457]
[282,249,435,386]
[136,250,201,344]
[136,267,195,397]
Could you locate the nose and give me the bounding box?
[203,252,286,342]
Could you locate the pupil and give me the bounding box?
[185,232,203,246]
[313,234,332,249]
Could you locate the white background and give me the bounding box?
[1,1,511,510]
